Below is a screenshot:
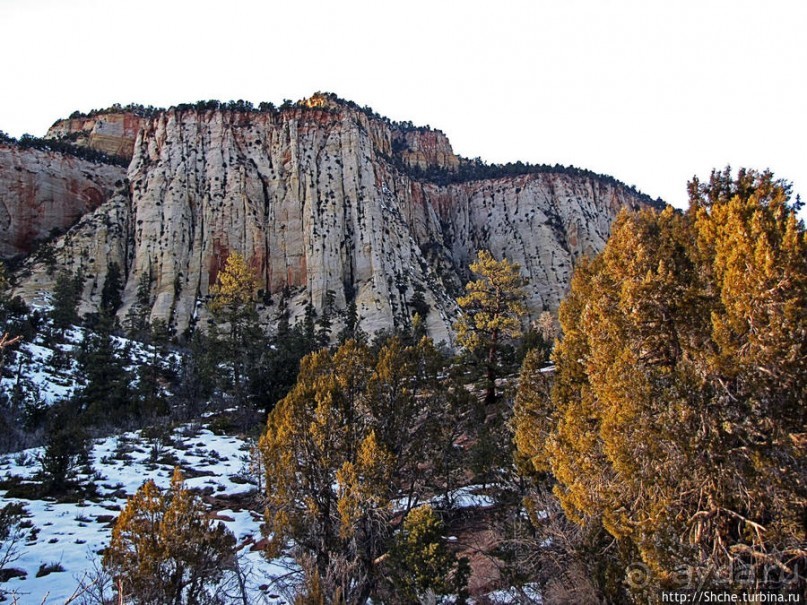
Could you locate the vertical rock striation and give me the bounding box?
[46,113,145,162]
[10,94,661,341]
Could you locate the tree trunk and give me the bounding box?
[485,328,499,406]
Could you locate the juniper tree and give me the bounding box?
[104,468,236,604]
[260,337,467,602]
[382,504,470,604]
[515,169,807,598]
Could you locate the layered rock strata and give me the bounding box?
[11,95,660,341]
[46,113,144,162]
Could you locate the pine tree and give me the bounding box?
[125,272,152,341]
[209,252,262,407]
[338,298,364,344]
[50,270,81,332]
[135,319,171,418]
[104,468,236,604]
[209,252,257,322]
[176,329,217,419]
[302,301,318,353]
[101,261,123,314]
[515,169,807,596]
[409,285,430,320]
[316,290,336,348]
[76,312,132,422]
[454,250,527,404]
[37,401,91,495]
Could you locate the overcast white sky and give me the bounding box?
[1,0,805,211]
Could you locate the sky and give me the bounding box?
[1,0,805,212]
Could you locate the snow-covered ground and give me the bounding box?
[0,425,292,604]
[0,324,178,410]
[0,423,530,604]
[0,319,541,603]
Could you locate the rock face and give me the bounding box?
[0,144,125,259]
[47,113,145,162]
[394,129,460,172]
[11,94,661,341]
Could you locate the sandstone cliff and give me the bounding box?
[46,112,144,162]
[0,144,125,259]
[10,94,661,341]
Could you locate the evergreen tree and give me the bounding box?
[384,505,470,604]
[252,332,305,416]
[76,312,132,422]
[260,337,460,601]
[515,169,807,596]
[104,468,236,604]
[176,329,217,420]
[454,250,527,405]
[409,284,430,320]
[209,252,262,407]
[316,289,336,347]
[101,261,123,314]
[134,319,171,419]
[50,270,81,332]
[302,301,318,353]
[37,401,91,495]
[260,342,377,577]
[125,272,152,341]
[338,298,364,344]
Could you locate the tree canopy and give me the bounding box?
[454,250,527,404]
[104,468,236,604]
[260,336,470,602]
[514,168,807,597]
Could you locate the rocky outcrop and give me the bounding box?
[0,144,125,259]
[11,94,661,341]
[46,113,145,162]
[393,128,460,172]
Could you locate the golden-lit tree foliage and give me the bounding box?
[103,468,236,604]
[384,504,470,603]
[454,249,527,404]
[260,337,461,602]
[209,251,257,318]
[515,169,807,595]
[209,251,261,404]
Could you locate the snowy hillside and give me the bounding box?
[0,315,543,603]
[0,424,291,604]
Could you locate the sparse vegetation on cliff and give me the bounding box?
[44,93,662,206]
[398,154,664,205]
[0,132,129,167]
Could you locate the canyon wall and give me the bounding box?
[0,144,125,259]
[9,95,661,341]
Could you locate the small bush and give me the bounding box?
[36,561,65,577]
